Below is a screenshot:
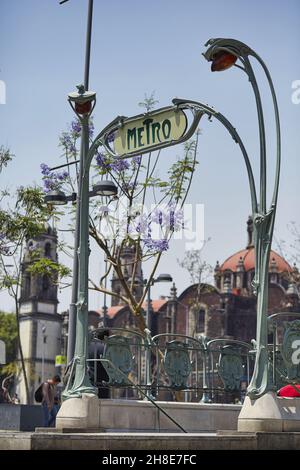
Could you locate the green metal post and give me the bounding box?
[200,335,210,403]
[62,113,97,399]
[65,0,94,365]
[203,38,281,399]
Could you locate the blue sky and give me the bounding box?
[0,0,299,312]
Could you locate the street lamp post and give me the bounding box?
[202,39,281,401]
[56,89,119,401]
[59,0,94,366]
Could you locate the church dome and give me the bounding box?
[214,216,293,296]
[219,215,292,274]
[219,247,292,273]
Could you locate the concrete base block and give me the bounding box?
[98,399,241,433]
[238,392,300,432]
[0,404,43,431]
[56,394,100,431]
[55,397,240,433]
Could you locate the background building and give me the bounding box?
[102,217,300,343]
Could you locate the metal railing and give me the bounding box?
[86,328,254,404]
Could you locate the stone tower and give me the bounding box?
[111,245,144,306]
[17,225,62,404]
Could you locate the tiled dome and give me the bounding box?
[220,247,292,273]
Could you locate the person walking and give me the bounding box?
[41,375,61,427]
[88,329,110,398]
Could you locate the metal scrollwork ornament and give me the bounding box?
[217,345,243,391]
[102,335,133,385]
[164,341,192,390]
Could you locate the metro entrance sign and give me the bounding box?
[113,107,188,157]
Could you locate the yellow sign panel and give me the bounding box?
[114,108,187,157]
[55,355,67,366]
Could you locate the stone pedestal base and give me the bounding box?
[56,394,100,431]
[238,392,300,432]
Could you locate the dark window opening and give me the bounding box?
[45,243,51,257]
[196,308,205,332]
[42,275,49,291]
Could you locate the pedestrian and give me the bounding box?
[88,329,110,398]
[41,375,61,427]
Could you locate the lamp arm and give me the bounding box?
[243,56,267,214]
[173,99,258,214]
[250,51,281,210]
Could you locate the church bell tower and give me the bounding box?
[17,225,62,403]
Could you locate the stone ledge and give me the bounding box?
[2,430,300,450]
[35,427,106,433]
[30,432,257,451]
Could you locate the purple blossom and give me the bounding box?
[95,152,105,166]
[40,163,51,176]
[57,171,69,181]
[143,237,169,252]
[71,120,81,135]
[111,158,130,172]
[170,210,175,231]
[41,164,69,193]
[43,178,56,192]
[95,152,111,170]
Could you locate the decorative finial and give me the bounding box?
[76,84,85,95]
